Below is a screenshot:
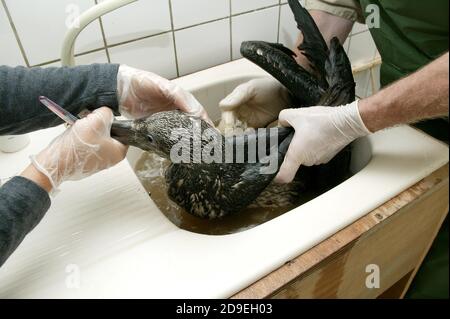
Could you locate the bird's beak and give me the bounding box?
[111,120,135,145]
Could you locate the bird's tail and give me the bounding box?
[318,37,356,106]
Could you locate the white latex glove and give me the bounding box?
[31,107,128,192]
[275,101,371,184]
[218,77,291,131]
[117,65,211,123]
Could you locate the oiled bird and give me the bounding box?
[238,0,356,192]
[111,0,355,218]
[112,112,294,218]
[240,0,355,108]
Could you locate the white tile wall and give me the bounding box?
[100,0,171,45]
[109,33,177,79]
[5,0,104,66]
[0,5,25,66]
[175,19,230,76]
[232,6,279,59]
[0,0,380,92]
[76,49,109,65]
[231,0,278,14]
[40,49,109,67]
[171,0,229,29]
[279,3,298,49]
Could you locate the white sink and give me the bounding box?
[0,59,448,298]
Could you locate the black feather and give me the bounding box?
[318,37,356,106]
[241,41,324,106]
[288,0,329,86]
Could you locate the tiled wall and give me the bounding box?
[0,0,379,97]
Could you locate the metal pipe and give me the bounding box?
[61,0,137,66]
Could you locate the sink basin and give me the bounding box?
[126,64,372,236]
[0,59,448,298]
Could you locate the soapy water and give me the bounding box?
[135,152,320,235]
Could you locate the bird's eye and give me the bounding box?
[147,135,154,143]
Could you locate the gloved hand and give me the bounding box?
[117,65,210,123]
[275,101,371,183]
[218,77,291,130]
[31,107,128,192]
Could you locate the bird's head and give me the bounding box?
[111,111,214,159]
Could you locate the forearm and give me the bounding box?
[359,52,449,132]
[21,165,53,193]
[0,64,120,135]
[294,10,353,66]
[0,176,50,266]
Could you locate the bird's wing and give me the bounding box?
[318,37,356,106]
[240,41,324,106]
[288,0,328,86]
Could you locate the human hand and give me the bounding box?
[30,107,128,191]
[117,65,210,123]
[218,77,291,131]
[275,101,371,183]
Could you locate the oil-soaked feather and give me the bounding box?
[266,42,298,58]
[318,37,356,106]
[288,0,328,87]
[241,41,324,106]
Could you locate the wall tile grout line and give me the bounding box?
[229,0,233,61]
[33,31,174,67]
[277,1,282,43]
[168,0,180,78]
[172,4,281,33]
[30,47,112,68]
[1,0,30,67]
[231,4,280,18]
[94,0,112,64]
[30,4,287,67]
[174,16,230,32]
[107,30,172,49]
[27,2,375,73]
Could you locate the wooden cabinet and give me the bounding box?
[234,164,449,299]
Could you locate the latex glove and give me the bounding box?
[275,101,371,184]
[31,107,128,192]
[218,77,291,131]
[117,65,211,123]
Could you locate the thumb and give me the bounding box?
[274,142,303,184]
[219,82,254,111]
[278,108,298,127]
[89,107,114,133]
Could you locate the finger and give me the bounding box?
[91,107,114,129]
[219,83,254,111]
[198,109,215,127]
[93,108,128,158]
[111,137,129,157]
[278,108,298,128]
[173,92,214,126]
[274,143,303,184]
